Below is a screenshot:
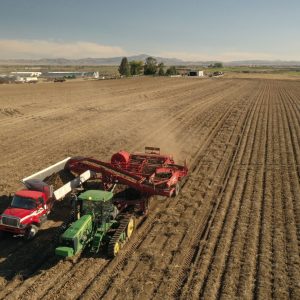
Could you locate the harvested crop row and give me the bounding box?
[255,82,275,299]
[280,87,300,242]
[178,80,300,300]
[153,83,265,300]
[276,86,300,298]
[179,81,267,299]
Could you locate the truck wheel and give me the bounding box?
[25,225,39,240]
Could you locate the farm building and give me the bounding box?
[188,70,204,77]
[175,68,205,76]
[11,72,42,77]
[43,71,99,79]
[15,76,38,83]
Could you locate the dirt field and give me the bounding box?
[0,77,299,299]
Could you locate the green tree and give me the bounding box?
[118,57,130,76]
[158,63,165,76]
[144,57,158,75]
[129,60,143,75]
[213,62,223,68]
[166,66,178,76]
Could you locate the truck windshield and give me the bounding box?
[11,195,37,210]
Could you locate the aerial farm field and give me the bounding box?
[0,76,299,299]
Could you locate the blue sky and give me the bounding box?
[0,0,299,61]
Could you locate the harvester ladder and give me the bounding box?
[90,228,103,253]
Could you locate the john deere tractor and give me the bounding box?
[55,190,135,258]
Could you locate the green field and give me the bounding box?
[204,65,300,76]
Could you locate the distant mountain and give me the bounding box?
[223,60,300,66]
[0,54,186,66]
[0,55,300,66]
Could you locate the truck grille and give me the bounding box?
[1,216,20,227]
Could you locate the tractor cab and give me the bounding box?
[77,190,118,223]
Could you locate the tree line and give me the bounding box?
[118,56,178,77]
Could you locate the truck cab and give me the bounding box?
[0,157,92,240]
[0,189,49,239]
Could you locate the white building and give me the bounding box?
[93,71,99,79]
[11,72,42,77]
[188,70,204,77]
[14,76,38,83]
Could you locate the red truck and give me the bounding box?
[0,158,92,239]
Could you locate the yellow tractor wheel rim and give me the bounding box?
[114,242,120,256]
[127,218,135,238]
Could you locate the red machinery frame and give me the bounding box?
[66,148,188,198]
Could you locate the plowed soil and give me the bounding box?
[0,77,299,299]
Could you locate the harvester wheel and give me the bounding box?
[24,225,38,240]
[126,217,135,238]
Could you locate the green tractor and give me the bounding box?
[55,190,136,258]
